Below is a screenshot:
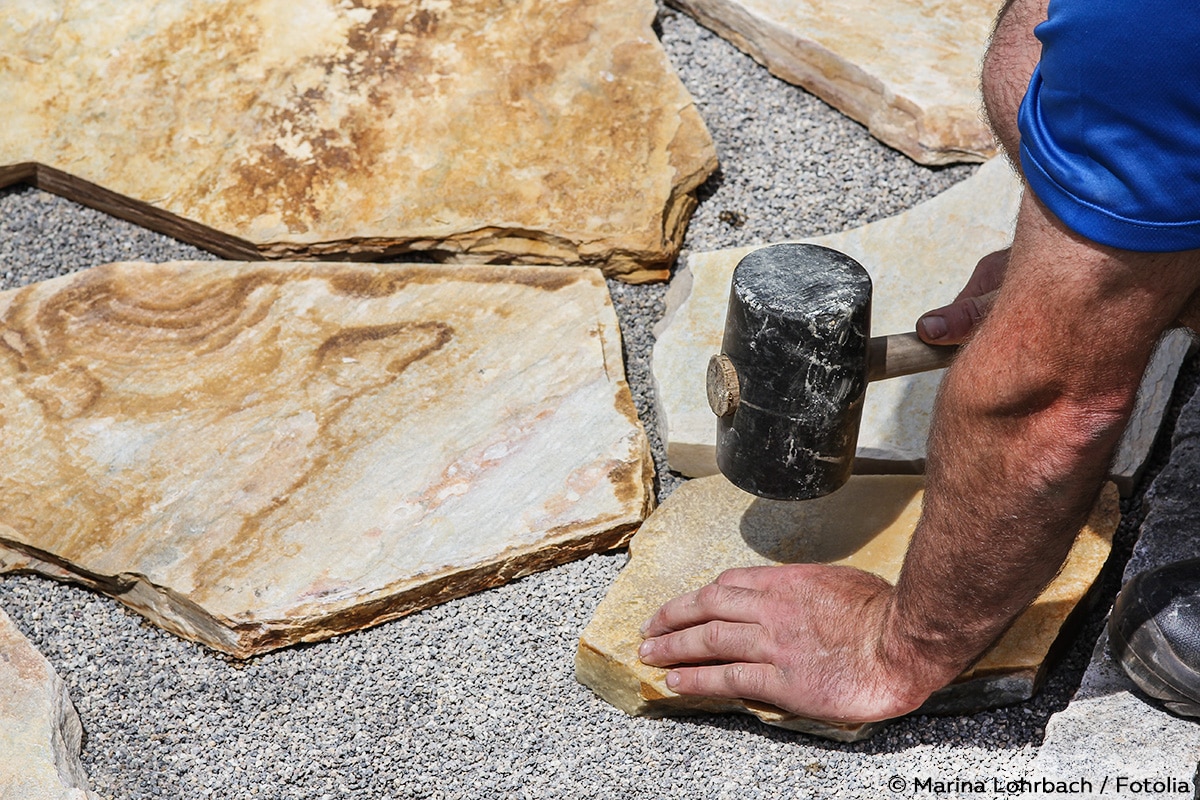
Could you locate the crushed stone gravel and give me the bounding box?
[0,7,1171,798]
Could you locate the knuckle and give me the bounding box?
[714,568,742,586]
[966,296,989,322]
[723,663,764,694]
[701,621,727,649]
[695,582,724,608]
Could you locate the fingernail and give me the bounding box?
[639,618,652,636]
[919,315,947,341]
[638,639,654,658]
[666,671,681,688]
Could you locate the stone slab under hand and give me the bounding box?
[652,157,1190,490]
[0,261,653,657]
[576,474,1119,742]
[0,0,716,282]
[0,606,98,799]
[665,0,997,164]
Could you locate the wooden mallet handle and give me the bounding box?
[866,332,957,382]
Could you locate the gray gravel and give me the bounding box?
[0,8,1176,798]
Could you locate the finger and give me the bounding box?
[640,582,765,638]
[713,565,784,589]
[955,250,1010,301]
[638,620,769,667]
[916,290,998,345]
[664,662,782,705]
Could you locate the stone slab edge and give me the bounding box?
[576,479,1119,742]
[0,605,98,799]
[664,0,995,165]
[0,261,655,658]
[0,0,718,284]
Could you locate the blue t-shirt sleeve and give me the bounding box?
[1018,0,1200,252]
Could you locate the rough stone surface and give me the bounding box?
[1110,329,1197,495]
[653,157,1189,490]
[0,0,716,281]
[1029,384,1200,796]
[0,606,98,800]
[665,0,998,164]
[577,474,1119,742]
[1027,632,1200,798]
[0,260,653,657]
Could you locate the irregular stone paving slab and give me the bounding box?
[666,0,996,164]
[652,157,1190,492]
[577,474,1118,741]
[0,0,716,282]
[0,260,653,657]
[1029,385,1200,797]
[0,606,99,800]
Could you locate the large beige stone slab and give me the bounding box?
[666,0,996,164]
[0,606,98,799]
[0,0,716,282]
[577,474,1119,741]
[652,158,1190,491]
[0,260,653,657]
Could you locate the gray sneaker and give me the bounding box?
[1109,558,1200,717]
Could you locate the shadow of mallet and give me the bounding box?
[706,243,957,501]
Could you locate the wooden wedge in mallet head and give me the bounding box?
[706,243,956,500]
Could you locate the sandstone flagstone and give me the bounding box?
[651,158,1191,491]
[0,606,98,800]
[0,0,716,282]
[576,474,1119,741]
[0,260,653,657]
[666,0,997,164]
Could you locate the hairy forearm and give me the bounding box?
[880,193,1200,699]
[880,0,1132,693]
[884,324,1133,689]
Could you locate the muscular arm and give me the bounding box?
[887,0,1200,705]
[883,193,1200,698]
[639,0,1200,722]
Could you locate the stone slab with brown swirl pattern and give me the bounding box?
[0,260,654,657]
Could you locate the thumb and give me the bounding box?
[916,290,998,345]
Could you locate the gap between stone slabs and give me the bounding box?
[665,0,999,164]
[0,260,653,658]
[577,474,1120,742]
[651,156,1194,493]
[0,0,716,281]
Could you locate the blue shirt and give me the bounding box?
[1018,0,1200,252]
